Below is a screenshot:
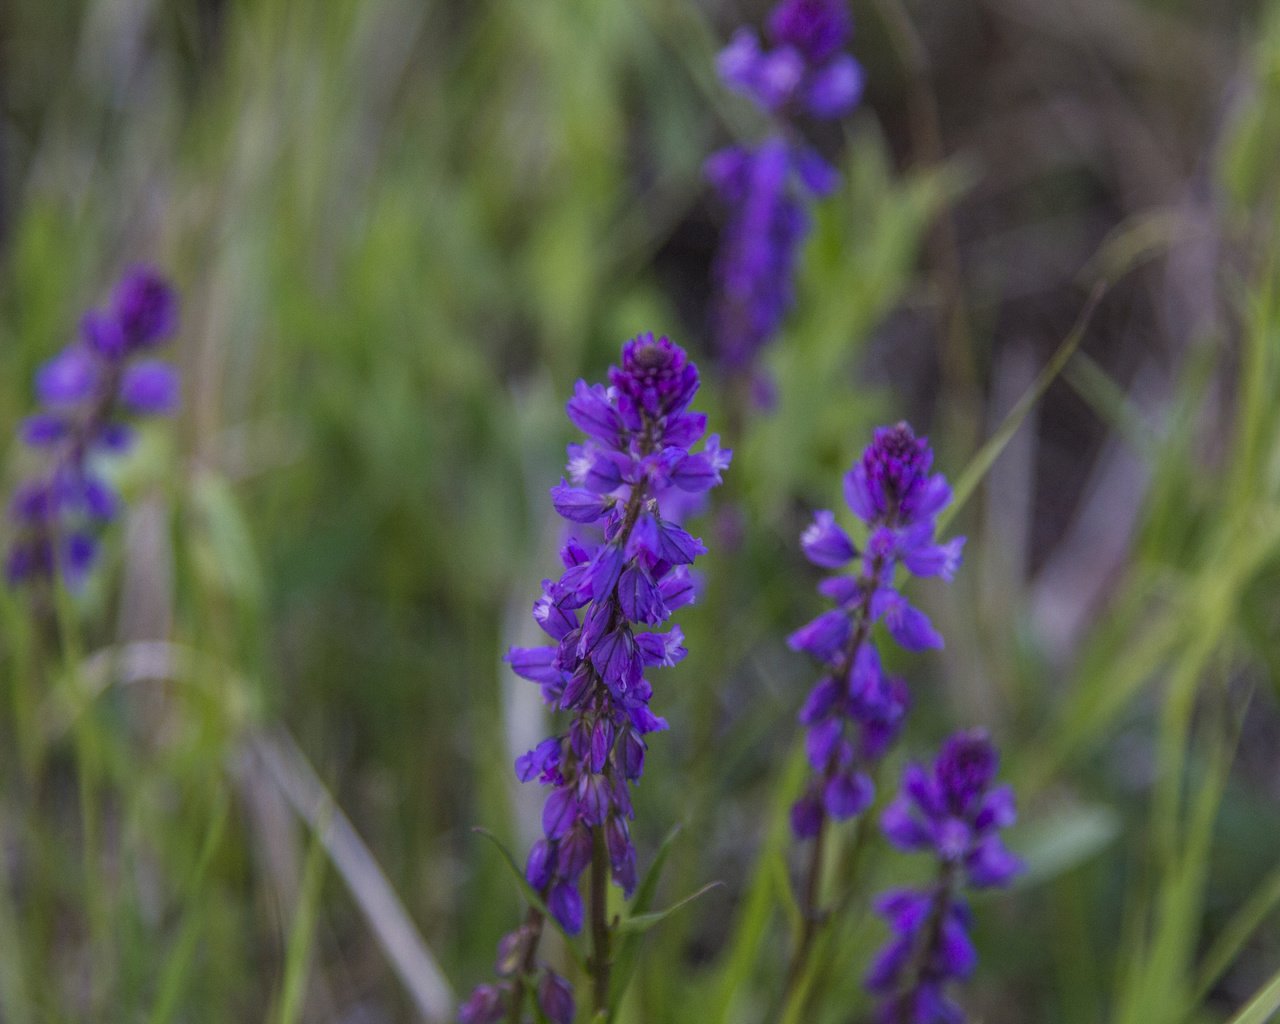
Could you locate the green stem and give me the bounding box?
[590,827,612,1014]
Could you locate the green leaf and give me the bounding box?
[1011,803,1121,889]
[615,881,724,935]
[470,829,588,972]
[940,284,1103,533]
[607,824,684,1012]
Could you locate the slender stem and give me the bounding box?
[894,862,959,1023]
[783,815,828,996]
[589,826,612,1012]
[504,906,545,1024]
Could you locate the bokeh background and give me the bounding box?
[3,0,1280,1021]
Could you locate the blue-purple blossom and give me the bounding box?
[868,730,1023,1023]
[6,266,179,586]
[707,0,864,379]
[461,334,729,1021]
[788,423,963,840]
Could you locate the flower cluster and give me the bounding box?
[868,730,1023,1023]
[708,0,864,378]
[788,422,964,839]
[6,267,179,586]
[460,334,730,1022]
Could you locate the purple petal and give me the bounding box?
[538,971,575,1024]
[790,792,824,839]
[798,677,840,724]
[966,834,1024,888]
[801,510,856,568]
[657,567,697,609]
[558,826,593,881]
[795,147,840,197]
[81,309,126,358]
[566,381,623,444]
[902,535,966,581]
[120,361,179,415]
[655,519,706,565]
[804,54,864,118]
[548,881,583,935]
[551,482,612,523]
[37,346,99,405]
[787,608,850,663]
[823,771,874,820]
[20,414,68,447]
[617,564,666,624]
[506,646,561,684]
[880,797,931,851]
[541,787,578,839]
[873,589,944,651]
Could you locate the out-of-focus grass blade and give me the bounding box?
[257,730,457,1017]
[1226,967,1280,1024]
[147,789,231,1024]
[274,810,328,1024]
[940,283,1104,533]
[470,829,588,973]
[1194,860,1280,1006]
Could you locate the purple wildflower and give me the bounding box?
[788,423,963,839]
[462,334,729,1021]
[6,267,180,587]
[868,730,1023,1022]
[708,0,864,380]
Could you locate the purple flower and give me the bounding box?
[788,425,962,840]
[6,268,180,587]
[457,985,506,1024]
[880,730,1023,887]
[466,336,728,1017]
[707,0,864,381]
[868,731,1022,1020]
[538,971,575,1024]
[113,265,178,350]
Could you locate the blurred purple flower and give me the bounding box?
[868,730,1023,1021]
[6,266,180,587]
[707,0,863,381]
[788,424,962,840]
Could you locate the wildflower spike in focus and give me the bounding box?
[788,423,962,840]
[6,266,180,587]
[461,333,730,1021]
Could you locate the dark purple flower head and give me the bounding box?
[113,265,178,350]
[609,333,699,422]
[935,729,999,815]
[6,267,180,588]
[845,422,945,528]
[768,0,851,63]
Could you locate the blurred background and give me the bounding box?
[3,0,1280,1021]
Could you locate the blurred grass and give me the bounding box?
[1,0,1280,1021]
